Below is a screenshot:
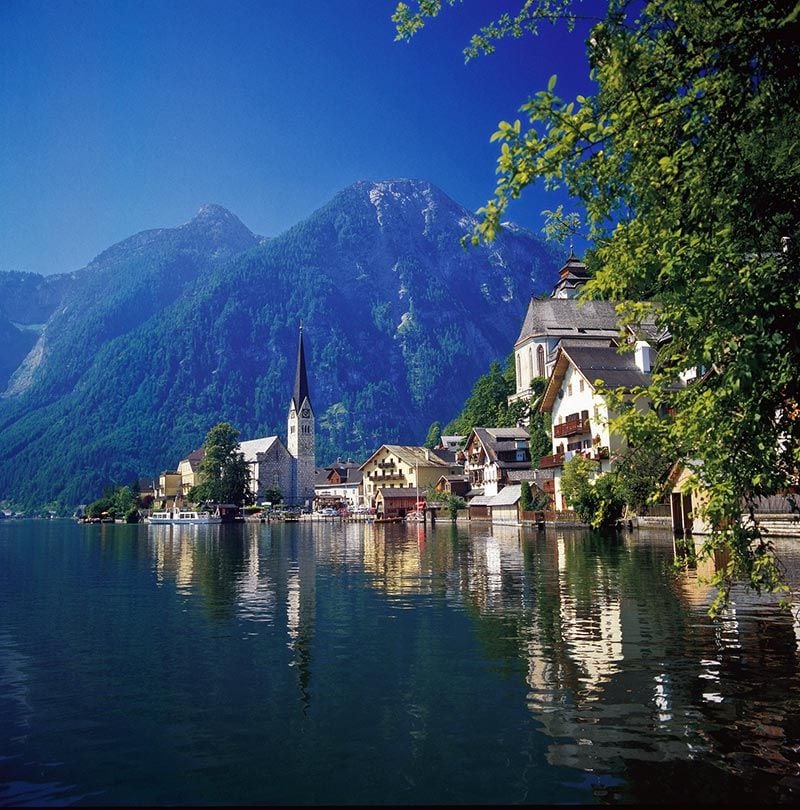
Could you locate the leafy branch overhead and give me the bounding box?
[395,0,800,608]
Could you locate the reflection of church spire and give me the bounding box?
[286,530,315,713]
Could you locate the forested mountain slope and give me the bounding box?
[0,180,559,509]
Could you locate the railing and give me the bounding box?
[371,470,404,480]
[553,418,589,439]
[539,454,565,469]
[376,460,395,469]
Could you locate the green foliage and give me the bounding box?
[0,180,560,510]
[395,0,800,608]
[561,454,623,529]
[445,493,466,521]
[445,353,525,434]
[85,484,139,521]
[520,480,533,512]
[424,420,442,449]
[189,422,254,506]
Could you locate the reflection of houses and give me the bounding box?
[538,343,653,509]
[462,427,532,498]
[360,445,461,506]
[314,460,364,509]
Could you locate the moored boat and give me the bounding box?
[147,508,222,525]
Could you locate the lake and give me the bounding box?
[1,519,799,805]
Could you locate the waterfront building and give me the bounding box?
[155,470,182,506]
[177,447,204,496]
[537,342,653,509]
[461,426,532,498]
[314,460,363,510]
[360,445,461,507]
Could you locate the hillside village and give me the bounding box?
[112,250,798,539]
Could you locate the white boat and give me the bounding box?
[147,508,222,525]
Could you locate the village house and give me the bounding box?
[360,445,462,514]
[435,435,465,452]
[314,460,363,510]
[177,447,204,497]
[461,427,532,499]
[538,342,654,509]
[155,470,182,506]
[433,474,471,498]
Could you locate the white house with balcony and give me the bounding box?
[537,342,655,510]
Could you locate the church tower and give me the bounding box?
[287,326,315,506]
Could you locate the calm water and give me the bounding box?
[1,520,800,805]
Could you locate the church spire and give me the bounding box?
[292,325,310,411]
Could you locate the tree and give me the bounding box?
[424,420,442,449]
[446,493,466,521]
[445,353,524,434]
[188,422,254,506]
[520,480,533,512]
[560,454,623,529]
[394,0,800,610]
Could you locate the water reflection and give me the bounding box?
[138,522,800,800]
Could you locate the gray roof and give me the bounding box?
[468,495,493,507]
[564,345,650,389]
[516,299,620,345]
[239,436,282,460]
[468,427,530,465]
[488,485,522,507]
[506,469,539,482]
[375,487,421,498]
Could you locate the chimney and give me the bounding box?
[634,341,654,373]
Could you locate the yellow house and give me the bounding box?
[177,447,205,496]
[156,471,182,505]
[360,445,462,506]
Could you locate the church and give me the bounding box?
[239,328,316,507]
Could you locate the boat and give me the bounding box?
[147,508,222,525]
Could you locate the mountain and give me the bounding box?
[0,180,559,509]
[0,271,75,391]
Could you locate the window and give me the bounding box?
[516,354,521,388]
[579,379,584,392]
[529,346,534,381]
[567,384,573,397]
[537,345,545,378]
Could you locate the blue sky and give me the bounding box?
[0,0,600,275]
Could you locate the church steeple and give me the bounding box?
[287,324,315,507]
[292,325,311,411]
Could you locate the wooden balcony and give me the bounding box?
[553,418,590,439]
[539,454,565,469]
